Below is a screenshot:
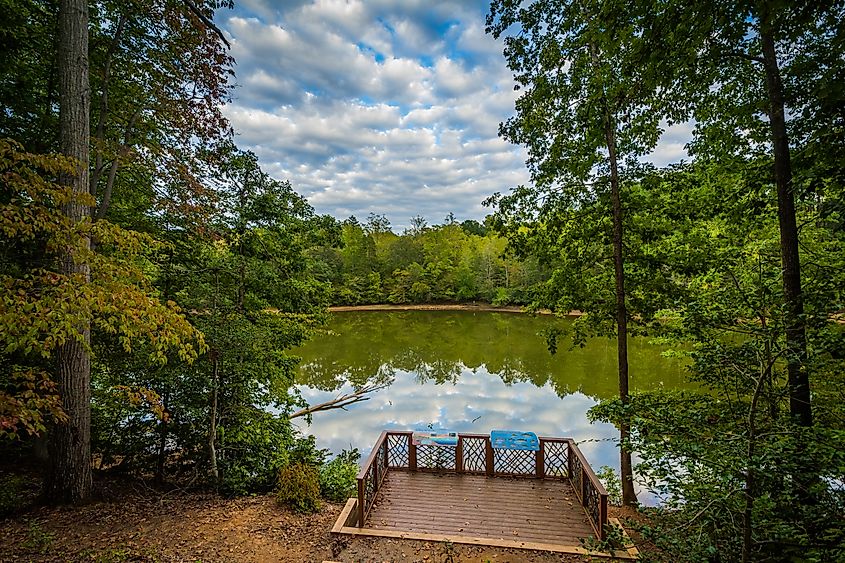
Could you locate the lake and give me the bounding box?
[292,310,691,500]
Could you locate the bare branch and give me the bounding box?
[90,14,127,196]
[182,0,231,49]
[96,108,141,221]
[288,384,389,419]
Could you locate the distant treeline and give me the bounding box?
[307,213,549,306]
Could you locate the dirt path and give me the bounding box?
[0,492,592,562]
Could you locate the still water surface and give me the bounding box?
[292,310,691,499]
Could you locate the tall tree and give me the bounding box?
[590,157,845,562]
[45,0,92,504]
[487,0,662,505]
[639,1,845,428]
[0,0,236,504]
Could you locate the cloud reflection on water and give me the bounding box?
[295,363,649,498]
[292,311,689,504]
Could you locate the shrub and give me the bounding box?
[276,462,321,513]
[0,474,33,516]
[596,465,622,506]
[319,448,360,502]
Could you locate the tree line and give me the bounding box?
[309,213,550,306]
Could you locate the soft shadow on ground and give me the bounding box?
[1,489,591,562]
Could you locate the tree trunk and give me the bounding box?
[208,350,219,483]
[741,362,769,563]
[760,28,811,428]
[587,33,637,506]
[606,119,637,506]
[45,0,92,505]
[155,390,169,485]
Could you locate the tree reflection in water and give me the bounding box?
[295,310,689,400]
[292,312,694,504]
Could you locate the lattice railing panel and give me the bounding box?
[359,435,389,526]
[362,461,378,519]
[376,442,386,480]
[585,478,600,531]
[416,444,456,470]
[461,437,487,473]
[386,433,409,468]
[493,448,535,476]
[543,440,569,478]
[571,450,584,501]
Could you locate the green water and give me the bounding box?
[293,310,691,500]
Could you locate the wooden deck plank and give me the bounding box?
[334,523,637,559]
[370,511,587,530]
[364,472,594,545]
[369,507,588,529]
[370,506,591,526]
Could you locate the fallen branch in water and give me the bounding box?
[288,384,388,419]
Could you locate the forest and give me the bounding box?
[315,213,548,307]
[1,0,844,562]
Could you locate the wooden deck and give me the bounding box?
[331,431,638,558]
[367,471,594,544]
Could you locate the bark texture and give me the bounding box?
[45,0,92,504]
[606,118,637,507]
[760,29,812,428]
[208,350,219,483]
[587,34,637,507]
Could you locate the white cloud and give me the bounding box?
[645,121,694,167]
[222,1,689,229]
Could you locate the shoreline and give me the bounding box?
[327,303,582,316]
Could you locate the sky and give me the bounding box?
[219,0,691,231]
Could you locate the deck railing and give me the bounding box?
[356,431,389,527]
[356,430,608,539]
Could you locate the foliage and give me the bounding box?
[312,217,548,306]
[595,465,621,507]
[88,147,338,494]
[319,448,360,502]
[0,369,65,440]
[276,462,321,514]
[486,0,673,506]
[587,160,845,562]
[1,0,348,506]
[0,47,340,494]
[482,0,845,557]
[592,397,845,562]
[0,0,237,225]
[21,520,54,554]
[0,474,30,516]
[0,139,202,441]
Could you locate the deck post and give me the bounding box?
[374,454,380,490]
[536,440,545,478]
[567,439,574,478]
[600,492,608,540]
[485,436,494,477]
[456,435,464,473]
[357,477,364,527]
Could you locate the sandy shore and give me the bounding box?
[327,303,577,315]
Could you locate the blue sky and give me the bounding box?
[220,0,690,230]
